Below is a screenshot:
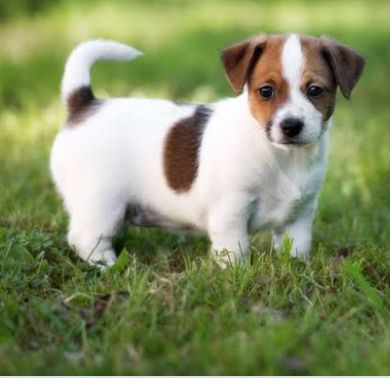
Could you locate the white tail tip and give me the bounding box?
[61,39,143,104]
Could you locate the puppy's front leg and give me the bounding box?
[207,196,250,267]
[67,196,126,268]
[273,199,317,260]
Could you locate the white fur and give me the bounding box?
[50,38,330,267]
[270,34,325,146]
[61,39,142,103]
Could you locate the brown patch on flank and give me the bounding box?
[164,105,211,193]
[66,86,102,125]
[301,36,337,121]
[247,35,289,128]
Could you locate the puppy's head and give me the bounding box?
[222,34,365,147]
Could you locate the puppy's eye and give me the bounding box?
[258,86,274,100]
[307,85,324,98]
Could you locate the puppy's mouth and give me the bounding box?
[266,127,314,148]
[270,140,313,150]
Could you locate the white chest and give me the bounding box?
[247,152,325,231]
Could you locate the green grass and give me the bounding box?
[0,0,389,375]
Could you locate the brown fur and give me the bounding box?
[221,34,268,94]
[247,35,289,127]
[301,36,337,121]
[66,86,102,125]
[163,105,212,193]
[222,33,364,126]
[320,36,365,100]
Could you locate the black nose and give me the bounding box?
[280,118,304,137]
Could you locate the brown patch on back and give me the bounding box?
[247,35,289,127]
[301,36,337,121]
[66,86,102,125]
[163,105,212,193]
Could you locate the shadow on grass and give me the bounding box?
[113,227,209,270]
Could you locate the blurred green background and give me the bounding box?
[0,0,389,376]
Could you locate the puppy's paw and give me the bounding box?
[88,249,117,269]
[290,249,310,263]
[212,249,242,269]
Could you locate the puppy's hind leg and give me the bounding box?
[67,193,127,268]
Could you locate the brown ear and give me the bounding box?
[221,34,267,94]
[320,36,365,99]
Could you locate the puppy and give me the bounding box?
[50,34,364,267]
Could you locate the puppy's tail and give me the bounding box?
[61,39,142,113]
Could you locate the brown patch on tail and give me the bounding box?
[163,105,212,193]
[66,86,102,125]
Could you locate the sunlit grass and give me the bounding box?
[1,0,390,61]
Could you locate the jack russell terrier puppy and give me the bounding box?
[50,33,365,267]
